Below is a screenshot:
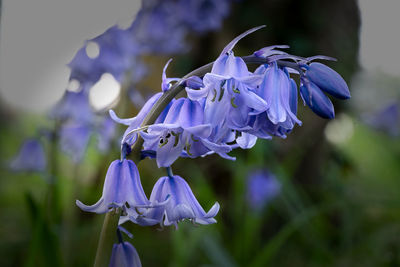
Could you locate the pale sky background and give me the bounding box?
[0,0,141,112]
[0,0,399,113]
[358,0,400,77]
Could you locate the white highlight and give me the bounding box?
[66,79,81,92]
[85,41,100,59]
[325,114,354,145]
[89,73,121,111]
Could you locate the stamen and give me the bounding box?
[191,135,199,142]
[135,207,144,215]
[173,134,180,147]
[185,143,193,156]
[211,89,217,102]
[231,97,238,108]
[159,138,169,147]
[218,87,225,101]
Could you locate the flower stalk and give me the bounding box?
[94,208,122,267]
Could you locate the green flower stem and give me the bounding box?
[45,121,61,223]
[94,208,121,267]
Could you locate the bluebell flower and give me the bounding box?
[124,175,219,227]
[9,138,46,172]
[97,117,117,153]
[141,97,232,167]
[363,102,400,136]
[246,169,281,211]
[161,59,179,92]
[109,241,142,267]
[76,159,152,214]
[300,77,335,119]
[69,25,139,85]
[130,0,188,55]
[59,123,92,163]
[110,92,174,146]
[49,90,93,124]
[254,63,301,126]
[178,0,230,33]
[187,27,267,130]
[246,63,301,138]
[111,59,179,146]
[303,62,350,100]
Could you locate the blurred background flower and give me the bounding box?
[246,169,281,211]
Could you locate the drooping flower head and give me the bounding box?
[141,97,233,167]
[110,92,167,146]
[130,0,188,55]
[76,159,151,214]
[244,63,301,139]
[49,90,94,124]
[59,123,92,163]
[177,0,230,33]
[68,25,140,86]
[123,174,219,228]
[246,169,281,211]
[9,138,47,172]
[363,101,400,136]
[187,26,267,130]
[96,116,117,153]
[109,241,142,267]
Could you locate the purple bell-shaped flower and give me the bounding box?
[186,26,267,130]
[125,175,219,228]
[109,241,142,267]
[59,123,91,163]
[246,169,281,211]
[9,138,47,172]
[49,90,94,124]
[76,159,151,214]
[253,63,301,130]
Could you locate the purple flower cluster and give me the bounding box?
[75,26,350,265]
[77,26,350,233]
[112,26,350,167]
[77,159,219,228]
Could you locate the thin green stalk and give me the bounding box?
[94,208,121,267]
[45,122,61,223]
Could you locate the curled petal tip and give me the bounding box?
[221,25,266,55]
